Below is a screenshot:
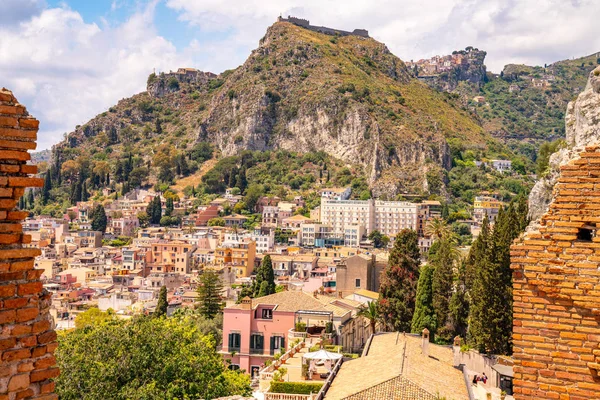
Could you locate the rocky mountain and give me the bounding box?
[410,47,487,92]
[50,20,493,198]
[528,66,600,222]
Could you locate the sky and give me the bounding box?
[1,0,599,150]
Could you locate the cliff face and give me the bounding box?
[195,22,486,196]
[51,21,491,198]
[528,66,600,222]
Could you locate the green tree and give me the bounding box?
[165,197,174,216]
[155,286,168,318]
[411,264,437,337]
[253,255,275,298]
[147,196,162,225]
[431,238,457,341]
[448,260,469,339]
[368,230,388,248]
[467,205,519,355]
[197,270,224,319]
[91,204,107,233]
[74,307,117,329]
[55,314,251,400]
[137,211,150,228]
[207,217,225,227]
[378,229,420,332]
[244,183,263,212]
[41,172,52,204]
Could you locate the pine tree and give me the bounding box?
[378,229,420,332]
[196,270,224,319]
[253,255,275,298]
[411,264,437,337]
[90,204,107,233]
[42,172,52,205]
[154,286,168,318]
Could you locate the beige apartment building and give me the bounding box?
[147,240,195,274]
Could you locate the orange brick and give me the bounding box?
[30,367,60,382]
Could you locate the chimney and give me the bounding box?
[453,335,462,347]
[240,296,252,310]
[422,328,430,356]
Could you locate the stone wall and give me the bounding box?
[511,145,600,399]
[0,88,58,400]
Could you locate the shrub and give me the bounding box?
[147,72,157,86]
[167,76,180,90]
[295,322,306,332]
[269,382,324,395]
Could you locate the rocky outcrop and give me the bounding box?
[528,66,600,223]
[147,69,217,98]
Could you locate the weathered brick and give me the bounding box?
[37,330,57,344]
[7,374,29,391]
[0,138,36,150]
[7,177,44,188]
[0,127,37,140]
[30,367,60,382]
[0,116,19,127]
[16,307,38,322]
[20,164,37,174]
[0,248,40,261]
[0,149,29,161]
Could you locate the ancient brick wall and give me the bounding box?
[0,88,58,400]
[511,145,600,399]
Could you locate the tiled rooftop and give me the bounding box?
[324,332,469,400]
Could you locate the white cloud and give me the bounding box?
[0,1,190,150]
[167,0,600,72]
[3,0,600,150]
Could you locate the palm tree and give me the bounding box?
[357,301,380,336]
[425,217,452,240]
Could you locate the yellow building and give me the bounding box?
[473,196,503,225]
[215,238,256,278]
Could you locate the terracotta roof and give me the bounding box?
[324,333,468,400]
[344,375,436,400]
[226,291,352,317]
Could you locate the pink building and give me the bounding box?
[221,291,356,377]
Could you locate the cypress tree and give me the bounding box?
[147,196,162,225]
[253,255,275,298]
[468,210,515,355]
[449,260,469,339]
[27,189,34,208]
[81,180,89,201]
[378,229,420,332]
[196,270,224,319]
[42,172,52,205]
[90,204,107,233]
[154,286,168,318]
[431,238,456,340]
[165,197,174,216]
[411,264,437,337]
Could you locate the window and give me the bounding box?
[250,334,264,354]
[355,278,361,288]
[261,308,273,320]
[228,332,241,351]
[270,336,285,355]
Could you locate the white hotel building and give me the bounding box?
[320,198,419,238]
